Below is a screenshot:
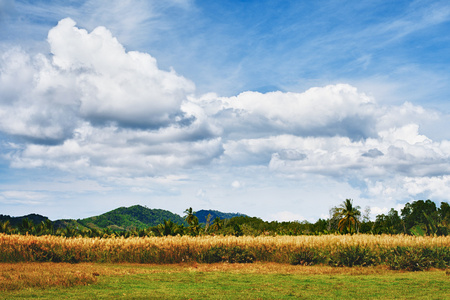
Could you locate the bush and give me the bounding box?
[202,246,255,263]
[289,247,321,265]
[426,246,450,269]
[384,247,434,271]
[328,245,376,267]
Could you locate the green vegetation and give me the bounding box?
[1,199,450,237]
[2,263,449,299]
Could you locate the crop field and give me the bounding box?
[1,233,450,270]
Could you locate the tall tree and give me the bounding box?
[183,207,197,225]
[183,207,200,236]
[210,217,223,233]
[0,220,11,234]
[19,218,35,235]
[401,200,437,234]
[334,199,361,234]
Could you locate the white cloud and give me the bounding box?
[48,18,195,128]
[231,180,241,189]
[403,176,450,199]
[0,19,224,176]
[0,48,79,142]
[0,18,197,144]
[194,84,378,140]
[0,190,47,205]
[8,123,223,176]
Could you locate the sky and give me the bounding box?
[0,0,450,222]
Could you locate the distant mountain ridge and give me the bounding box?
[1,205,246,230]
[195,209,247,223]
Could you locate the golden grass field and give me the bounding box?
[1,233,449,266]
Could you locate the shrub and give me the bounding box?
[328,245,376,267]
[289,247,321,265]
[202,246,255,263]
[384,247,434,271]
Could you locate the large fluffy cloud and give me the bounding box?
[0,17,196,144]
[192,85,378,140]
[48,18,195,128]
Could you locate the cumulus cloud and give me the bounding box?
[0,17,196,145]
[48,18,195,128]
[193,84,379,140]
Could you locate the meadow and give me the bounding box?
[1,262,449,299]
[1,233,450,298]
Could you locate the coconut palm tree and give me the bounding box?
[183,207,201,236]
[19,218,35,235]
[183,207,197,226]
[334,199,361,234]
[210,217,222,233]
[0,220,11,234]
[157,220,176,236]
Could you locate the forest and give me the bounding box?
[1,199,449,238]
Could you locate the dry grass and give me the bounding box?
[1,233,449,266]
[0,262,158,291]
[0,263,99,291]
[179,261,396,275]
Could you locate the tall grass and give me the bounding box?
[1,234,449,270]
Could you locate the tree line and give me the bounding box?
[1,199,449,237]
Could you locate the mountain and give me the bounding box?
[0,206,245,231]
[77,205,187,230]
[0,213,49,227]
[195,209,247,224]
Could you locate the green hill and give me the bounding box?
[77,205,187,230]
[0,213,49,227]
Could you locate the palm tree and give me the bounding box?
[210,217,222,232]
[157,220,176,236]
[183,207,197,225]
[334,199,361,234]
[19,218,35,235]
[0,220,11,234]
[183,207,201,236]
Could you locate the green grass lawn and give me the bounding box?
[2,263,449,299]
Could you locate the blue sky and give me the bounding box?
[1,0,450,221]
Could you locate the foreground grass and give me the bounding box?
[1,263,449,299]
